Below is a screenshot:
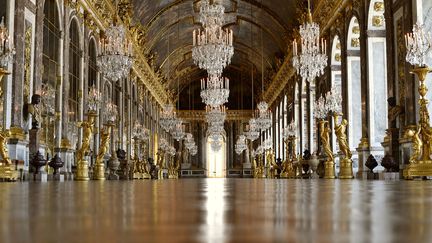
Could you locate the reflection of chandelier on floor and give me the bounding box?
[97,18,133,81]
[192,0,234,76]
[292,0,327,82]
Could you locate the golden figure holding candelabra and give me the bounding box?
[333,113,354,179]
[266,149,277,178]
[281,122,297,178]
[319,119,335,179]
[0,19,16,181]
[75,86,101,181]
[156,148,165,180]
[403,23,432,179]
[167,150,180,179]
[132,121,150,179]
[94,126,110,180]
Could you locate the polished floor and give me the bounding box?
[0,179,432,243]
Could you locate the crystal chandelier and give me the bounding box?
[283,121,296,140]
[205,105,226,126]
[245,118,260,141]
[292,1,327,82]
[263,138,273,150]
[87,85,102,112]
[171,118,185,141]
[200,74,230,107]
[184,133,196,150]
[132,121,143,139]
[314,96,328,120]
[211,139,223,151]
[405,23,432,66]
[235,135,247,155]
[39,83,56,116]
[160,104,178,132]
[0,17,14,68]
[255,101,272,130]
[97,12,133,82]
[192,0,234,76]
[159,138,169,151]
[325,87,342,114]
[104,102,118,124]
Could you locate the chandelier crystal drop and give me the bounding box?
[0,17,14,68]
[405,23,432,66]
[292,9,327,82]
[192,0,234,76]
[255,101,272,130]
[97,20,133,82]
[200,74,230,107]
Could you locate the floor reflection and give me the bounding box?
[0,179,432,243]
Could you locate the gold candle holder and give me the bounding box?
[75,111,97,181]
[320,120,335,179]
[93,123,113,180]
[281,136,296,178]
[404,66,432,179]
[333,113,354,179]
[0,68,17,181]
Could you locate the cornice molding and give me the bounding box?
[75,0,169,106]
[262,0,350,106]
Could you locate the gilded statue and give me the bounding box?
[96,127,110,166]
[75,114,96,163]
[409,127,422,164]
[319,120,334,161]
[266,149,277,178]
[334,114,352,159]
[0,129,11,165]
[156,149,165,179]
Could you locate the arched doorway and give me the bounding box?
[206,136,227,178]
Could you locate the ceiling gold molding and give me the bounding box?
[74,0,169,106]
[262,0,350,106]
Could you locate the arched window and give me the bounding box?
[347,17,362,149]
[88,38,97,88]
[367,0,388,147]
[68,19,80,123]
[42,0,60,87]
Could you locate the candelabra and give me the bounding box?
[280,122,297,178]
[75,86,101,181]
[200,75,230,107]
[0,17,16,181]
[314,96,335,179]
[255,101,272,131]
[167,145,179,179]
[192,0,234,76]
[94,102,117,180]
[160,104,177,132]
[292,1,327,82]
[403,23,432,179]
[97,17,133,82]
[325,88,353,179]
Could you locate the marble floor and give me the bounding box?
[0,179,431,243]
